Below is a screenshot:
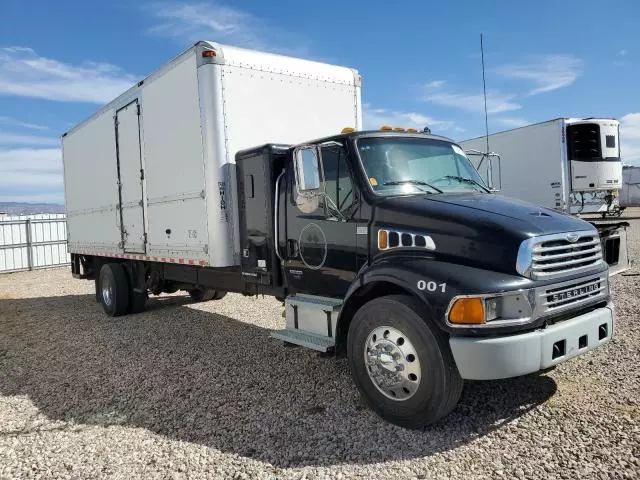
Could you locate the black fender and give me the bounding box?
[334,255,538,354]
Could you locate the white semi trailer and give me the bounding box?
[460,118,629,275]
[460,118,622,215]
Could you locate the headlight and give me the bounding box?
[447,291,534,327]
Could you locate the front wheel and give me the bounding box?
[347,295,463,429]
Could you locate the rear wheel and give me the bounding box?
[128,286,148,314]
[347,295,463,429]
[188,289,226,302]
[98,263,130,316]
[127,266,148,314]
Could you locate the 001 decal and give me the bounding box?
[417,280,446,293]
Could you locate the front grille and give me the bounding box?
[543,275,607,310]
[530,232,603,279]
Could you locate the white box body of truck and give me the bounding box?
[62,42,362,268]
[459,118,622,215]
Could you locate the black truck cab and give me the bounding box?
[235,130,613,427]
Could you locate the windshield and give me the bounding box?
[357,137,488,195]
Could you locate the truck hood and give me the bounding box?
[424,193,589,235]
[372,192,597,276]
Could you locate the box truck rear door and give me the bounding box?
[115,100,146,253]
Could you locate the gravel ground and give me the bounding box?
[0,220,639,479]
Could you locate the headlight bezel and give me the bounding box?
[446,289,536,328]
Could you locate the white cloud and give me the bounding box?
[0,116,48,131]
[425,80,445,89]
[0,148,63,203]
[495,55,583,95]
[363,103,460,133]
[423,90,521,114]
[146,2,306,54]
[0,132,59,146]
[0,46,137,103]
[494,117,529,129]
[614,49,628,67]
[620,113,640,165]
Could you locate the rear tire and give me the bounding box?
[211,290,227,300]
[347,294,463,429]
[188,289,225,302]
[127,266,148,314]
[98,263,130,316]
[128,287,148,314]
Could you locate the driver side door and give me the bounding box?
[284,142,359,297]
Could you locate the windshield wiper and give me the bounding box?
[440,176,489,192]
[383,179,443,194]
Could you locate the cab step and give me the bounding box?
[270,329,335,352]
[270,294,343,352]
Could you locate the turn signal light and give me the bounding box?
[202,50,217,58]
[448,298,485,324]
[378,229,388,249]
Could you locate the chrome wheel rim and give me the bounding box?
[364,326,421,401]
[102,279,113,306]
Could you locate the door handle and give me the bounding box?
[287,239,299,257]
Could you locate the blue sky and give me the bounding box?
[1,0,639,203]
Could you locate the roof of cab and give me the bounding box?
[293,129,458,149]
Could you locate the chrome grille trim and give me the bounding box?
[517,230,605,280]
[535,274,608,317]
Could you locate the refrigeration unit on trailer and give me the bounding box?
[459,118,629,275]
[64,43,617,429]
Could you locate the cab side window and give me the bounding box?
[321,145,354,217]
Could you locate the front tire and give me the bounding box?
[347,295,463,429]
[98,263,130,317]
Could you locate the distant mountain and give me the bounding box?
[0,202,65,215]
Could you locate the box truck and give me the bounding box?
[63,42,616,428]
[459,118,629,275]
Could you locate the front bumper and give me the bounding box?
[449,302,614,380]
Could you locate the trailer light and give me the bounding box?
[380,125,393,131]
[341,127,355,133]
[202,50,217,58]
[378,229,388,249]
[448,298,485,325]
